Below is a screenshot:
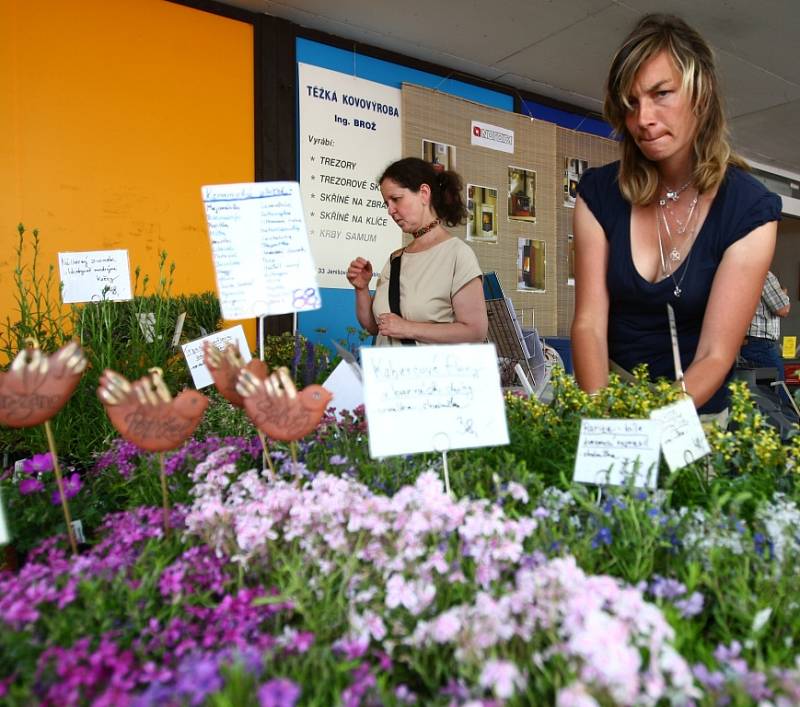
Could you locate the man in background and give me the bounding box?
[740,270,791,381]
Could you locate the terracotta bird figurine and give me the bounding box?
[0,341,87,428]
[98,368,208,452]
[237,366,331,442]
[202,341,268,408]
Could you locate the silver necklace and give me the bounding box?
[658,190,699,264]
[656,204,700,298]
[662,191,698,235]
[659,180,692,205]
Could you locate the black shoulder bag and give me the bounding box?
[388,253,416,346]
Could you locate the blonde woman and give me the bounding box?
[571,14,781,413]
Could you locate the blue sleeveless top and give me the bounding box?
[578,162,781,413]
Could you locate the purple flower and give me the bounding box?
[675,591,704,618]
[649,575,686,600]
[591,526,613,548]
[175,652,223,705]
[22,452,54,474]
[19,477,45,495]
[329,455,348,465]
[51,473,82,504]
[333,638,369,660]
[258,678,301,707]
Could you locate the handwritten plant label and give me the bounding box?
[361,344,509,458]
[574,419,660,489]
[0,486,9,546]
[58,250,133,303]
[201,181,321,319]
[650,397,710,472]
[181,325,251,389]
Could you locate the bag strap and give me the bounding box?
[388,252,416,346]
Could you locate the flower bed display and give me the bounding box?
[1,369,799,705]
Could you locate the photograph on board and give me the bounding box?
[466,184,498,243]
[508,166,536,223]
[563,157,588,208]
[517,237,546,291]
[422,139,456,173]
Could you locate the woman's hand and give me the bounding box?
[347,258,373,290]
[377,312,411,339]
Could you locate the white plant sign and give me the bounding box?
[361,344,509,458]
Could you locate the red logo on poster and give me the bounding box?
[473,126,481,137]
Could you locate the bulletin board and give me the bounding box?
[403,84,558,334]
[555,128,619,335]
[0,0,254,343]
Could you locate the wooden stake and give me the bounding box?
[44,420,78,555]
[158,452,170,535]
[257,430,276,479]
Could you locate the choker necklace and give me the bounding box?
[412,219,440,238]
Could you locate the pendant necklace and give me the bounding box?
[412,218,441,238]
[659,180,692,205]
[656,202,700,298]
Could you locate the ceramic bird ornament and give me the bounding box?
[98,368,208,452]
[0,340,87,428]
[203,341,268,408]
[237,366,331,442]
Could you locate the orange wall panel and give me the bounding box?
[0,0,254,339]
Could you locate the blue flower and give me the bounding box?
[591,526,613,548]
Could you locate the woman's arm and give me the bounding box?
[346,257,379,335]
[377,277,487,344]
[683,221,777,406]
[570,195,611,393]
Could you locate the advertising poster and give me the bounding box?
[298,63,402,289]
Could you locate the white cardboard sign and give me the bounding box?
[322,359,364,419]
[58,249,133,303]
[649,397,711,472]
[181,325,251,389]
[361,344,509,458]
[201,181,321,320]
[574,418,661,489]
[0,486,9,546]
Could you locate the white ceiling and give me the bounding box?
[219,0,800,176]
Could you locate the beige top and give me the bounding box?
[372,237,482,346]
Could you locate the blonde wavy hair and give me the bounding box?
[604,14,747,205]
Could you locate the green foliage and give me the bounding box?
[0,226,223,461]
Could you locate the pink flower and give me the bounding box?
[556,682,600,706]
[479,659,524,699]
[431,610,461,643]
